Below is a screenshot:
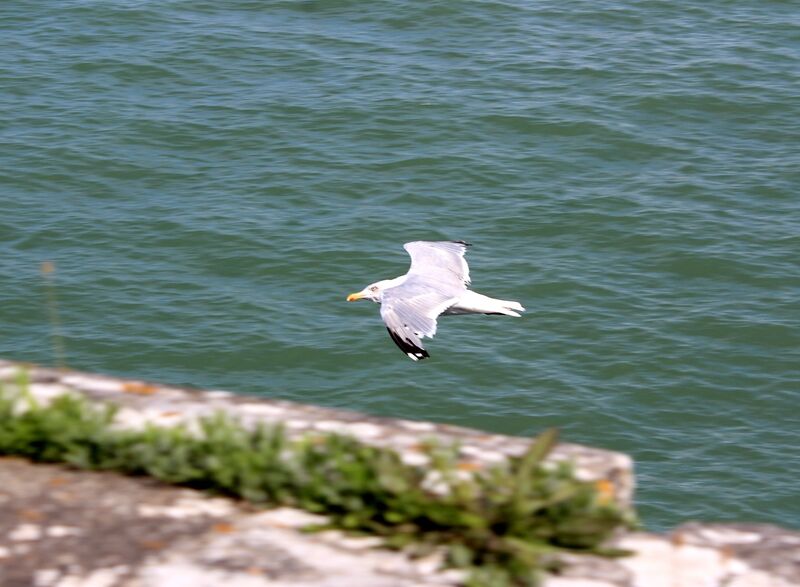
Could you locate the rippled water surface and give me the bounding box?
[1,0,798,531]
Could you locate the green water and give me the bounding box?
[1,1,798,531]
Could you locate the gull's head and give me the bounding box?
[346,279,392,303]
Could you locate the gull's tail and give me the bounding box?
[446,291,526,317]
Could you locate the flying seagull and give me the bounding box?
[346,241,525,360]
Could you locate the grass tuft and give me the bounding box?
[0,380,635,586]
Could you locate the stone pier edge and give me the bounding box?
[1,359,798,587]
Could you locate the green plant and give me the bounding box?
[0,379,634,586]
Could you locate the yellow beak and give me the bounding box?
[346,292,364,302]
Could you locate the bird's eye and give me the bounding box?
[369,286,378,292]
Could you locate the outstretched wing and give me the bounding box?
[380,278,459,361]
[403,241,471,289]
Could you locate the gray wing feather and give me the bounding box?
[380,280,459,359]
[403,241,471,289]
[379,241,472,359]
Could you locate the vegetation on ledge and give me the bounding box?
[0,375,635,587]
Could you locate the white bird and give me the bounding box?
[346,241,525,360]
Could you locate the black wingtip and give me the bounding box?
[386,328,430,361]
[452,240,472,247]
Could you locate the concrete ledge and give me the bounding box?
[1,360,798,587]
[0,458,463,587]
[2,459,798,587]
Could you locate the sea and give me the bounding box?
[1,0,798,532]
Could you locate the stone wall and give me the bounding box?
[0,359,798,587]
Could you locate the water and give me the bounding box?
[1,0,798,532]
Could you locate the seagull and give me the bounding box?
[346,241,525,360]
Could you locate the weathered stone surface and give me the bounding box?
[0,458,463,587]
[2,459,799,587]
[609,526,800,587]
[668,522,800,586]
[1,360,799,587]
